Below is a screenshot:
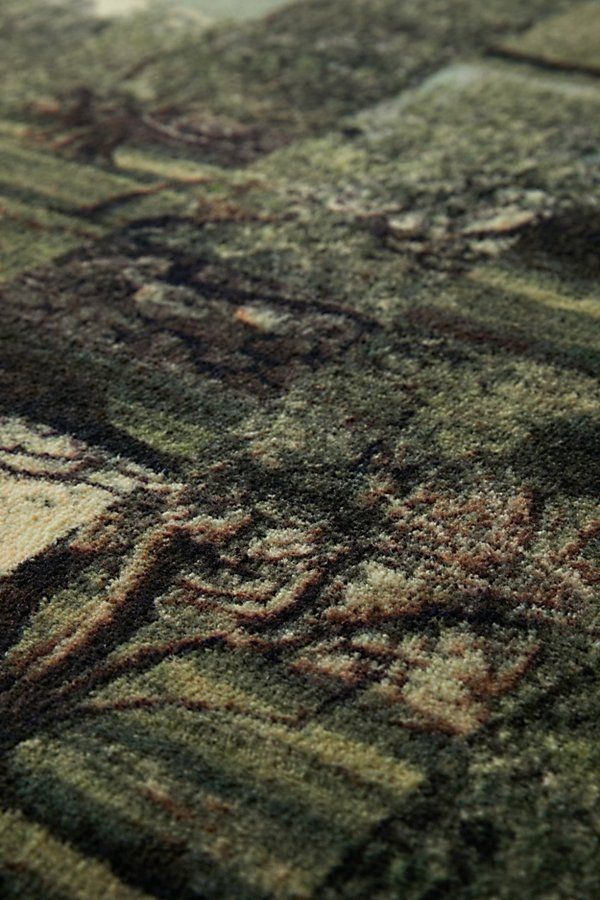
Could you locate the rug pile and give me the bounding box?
[0,1,599,897]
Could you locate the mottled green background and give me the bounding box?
[0,1,598,898]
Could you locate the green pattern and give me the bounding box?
[0,1,598,897]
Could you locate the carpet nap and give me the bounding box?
[0,1,598,897]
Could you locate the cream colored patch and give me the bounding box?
[399,632,488,736]
[372,628,538,736]
[0,416,82,462]
[329,561,428,623]
[0,417,143,491]
[247,526,317,561]
[88,470,145,493]
[0,450,81,477]
[241,416,308,468]
[0,416,160,575]
[0,476,114,575]
[234,305,289,333]
[462,207,537,235]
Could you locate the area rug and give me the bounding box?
[0,1,599,897]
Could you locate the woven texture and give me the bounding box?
[0,1,599,897]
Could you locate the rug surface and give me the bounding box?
[0,1,599,897]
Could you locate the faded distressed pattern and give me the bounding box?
[0,1,599,898]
